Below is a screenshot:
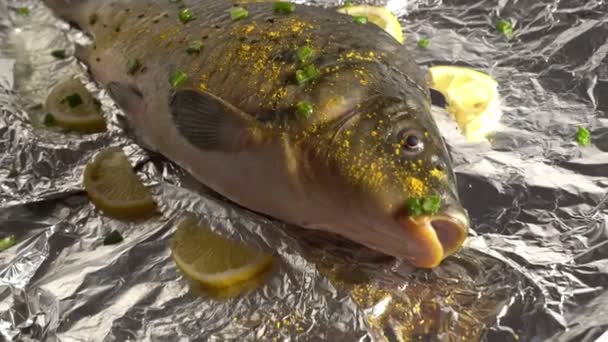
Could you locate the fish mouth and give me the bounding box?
[396,211,469,268]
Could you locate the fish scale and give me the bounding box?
[85,1,420,125]
[42,0,471,268]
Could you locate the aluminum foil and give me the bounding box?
[1,0,607,341]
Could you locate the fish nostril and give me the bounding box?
[430,219,467,256]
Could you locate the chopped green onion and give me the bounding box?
[273,2,295,14]
[296,64,320,85]
[17,7,29,16]
[417,38,430,48]
[179,8,194,23]
[127,58,141,75]
[353,15,368,25]
[576,127,591,146]
[61,93,83,108]
[0,235,16,251]
[186,40,204,54]
[496,19,513,38]
[342,0,353,7]
[170,70,188,88]
[43,113,56,126]
[407,195,442,216]
[406,198,423,216]
[422,195,441,214]
[103,230,124,245]
[51,49,67,59]
[169,0,181,3]
[296,46,315,64]
[7,167,18,178]
[296,101,314,120]
[230,6,249,21]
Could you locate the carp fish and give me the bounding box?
[42,0,470,268]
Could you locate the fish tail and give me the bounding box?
[41,0,95,28]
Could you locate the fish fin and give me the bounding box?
[41,0,92,30]
[107,81,151,148]
[74,43,92,62]
[169,89,263,152]
[107,81,144,114]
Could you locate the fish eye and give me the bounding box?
[399,129,424,155]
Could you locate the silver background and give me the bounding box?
[1,0,607,341]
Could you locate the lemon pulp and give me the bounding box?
[44,77,106,133]
[170,217,273,289]
[428,66,502,142]
[83,147,157,219]
[338,5,405,44]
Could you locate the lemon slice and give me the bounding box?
[170,217,273,289]
[44,78,106,133]
[83,148,157,219]
[428,66,502,142]
[338,5,405,44]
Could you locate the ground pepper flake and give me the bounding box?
[406,177,427,197]
[430,168,445,180]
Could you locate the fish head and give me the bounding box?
[310,93,469,268]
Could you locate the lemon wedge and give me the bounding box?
[428,66,502,142]
[44,78,106,133]
[83,148,157,219]
[170,217,273,289]
[338,5,405,44]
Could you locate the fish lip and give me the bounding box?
[429,212,469,257]
[395,210,469,268]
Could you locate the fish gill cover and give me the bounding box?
[0,0,607,341]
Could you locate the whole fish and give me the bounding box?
[42,0,470,268]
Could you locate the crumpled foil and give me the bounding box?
[1,0,607,340]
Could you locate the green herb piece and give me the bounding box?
[273,2,295,14]
[170,70,188,88]
[342,0,353,7]
[103,230,124,245]
[406,198,423,216]
[186,40,204,54]
[422,195,441,214]
[230,6,249,21]
[417,38,430,48]
[7,167,18,178]
[17,7,29,16]
[43,113,56,126]
[496,19,513,38]
[169,0,181,3]
[179,8,194,23]
[127,58,141,75]
[0,235,16,251]
[296,101,314,120]
[296,46,315,64]
[353,15,368,25]
[296,64,320,85]
[61,93,83,108]
[576,127,591,146]
[51,49,67,59]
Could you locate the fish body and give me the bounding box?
[43,0,469,268]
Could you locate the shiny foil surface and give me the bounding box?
[1,0,607,341]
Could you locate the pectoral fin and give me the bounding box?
[169,89,265,152]
[107,81,144,114]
